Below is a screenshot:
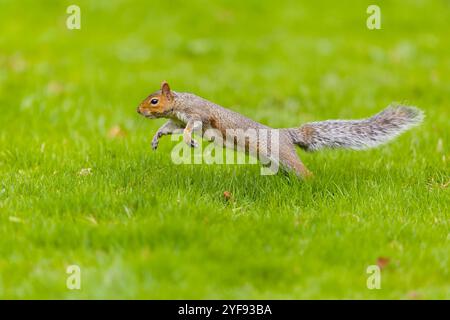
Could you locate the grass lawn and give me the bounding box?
[0,0,448,299]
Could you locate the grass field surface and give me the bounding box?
[0,0,448,299]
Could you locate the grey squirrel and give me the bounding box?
[137,81,424,178]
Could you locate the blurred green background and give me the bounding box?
[0,0,448,299]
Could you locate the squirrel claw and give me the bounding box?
[151,139,159,150]
[190,139,199,148]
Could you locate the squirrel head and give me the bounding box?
[137,81,174,118]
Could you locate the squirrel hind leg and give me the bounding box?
[276,131,313,178]
[279,149,313,179]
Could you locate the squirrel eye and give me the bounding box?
[150,98,159,105]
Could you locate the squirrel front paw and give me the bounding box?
[190,139,199,148]
[151,136,159,150]
[183,133,199,148]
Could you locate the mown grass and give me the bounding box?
[0,0,448,299]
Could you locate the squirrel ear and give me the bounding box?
[161,81,172,100]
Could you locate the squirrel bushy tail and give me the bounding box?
[286,105,424,152]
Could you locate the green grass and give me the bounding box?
[0,0,449,299]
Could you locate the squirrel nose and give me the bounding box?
[137,107,141,114]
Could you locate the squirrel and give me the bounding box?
[137,81,424,178]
